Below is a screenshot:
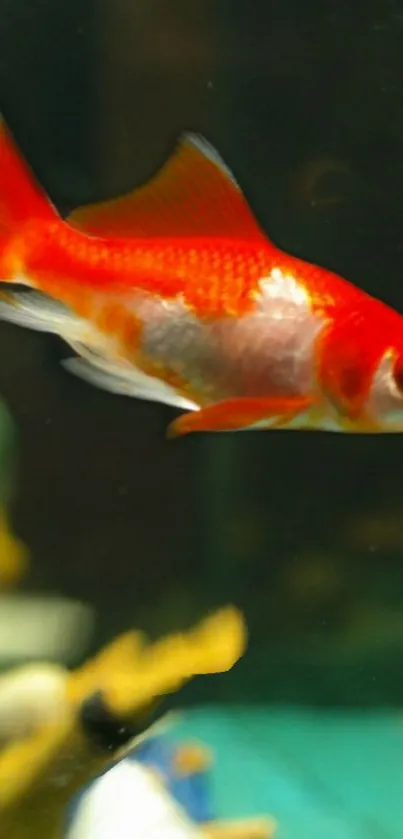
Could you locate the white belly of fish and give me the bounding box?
[136,270,327,403]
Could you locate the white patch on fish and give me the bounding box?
[122,266,329,416]
[258,268,311,306]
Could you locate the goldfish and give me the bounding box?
[1,117,403,437]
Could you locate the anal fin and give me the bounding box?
[64,343,200,412]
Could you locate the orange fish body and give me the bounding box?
[1,118,403,437]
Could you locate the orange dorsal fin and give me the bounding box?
[68,134,265,241]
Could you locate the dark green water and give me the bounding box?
[0,0,403,710]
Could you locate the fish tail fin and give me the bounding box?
[0,117,59,280]
[0,118,59,230]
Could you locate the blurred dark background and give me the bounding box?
[1,0,403,706]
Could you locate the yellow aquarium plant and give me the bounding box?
[0,606,259,839]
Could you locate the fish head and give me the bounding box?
[366,347,403,431]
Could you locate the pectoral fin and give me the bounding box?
[0,289,85,337]
[167,395,314,438]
